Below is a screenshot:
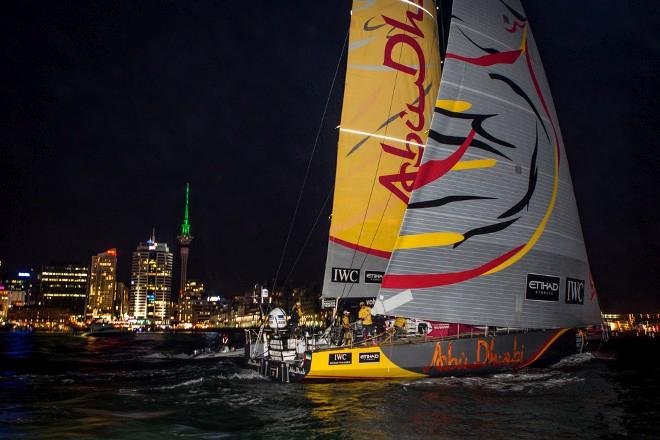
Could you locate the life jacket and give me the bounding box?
[342,315,350,329]
[359,306,373,325]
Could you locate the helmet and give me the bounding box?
[359,301,365,306]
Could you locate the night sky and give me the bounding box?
[2,1,658,312]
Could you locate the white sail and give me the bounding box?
[377,0,602,328]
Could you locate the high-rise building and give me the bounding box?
[2,271,33,306]
[114,281,130,318]
[177,183,194,304]
[0,287,8,321]
[130,231,173,322]
[86,249,117,318]
[179,279,204,324]
[39,264,89,316]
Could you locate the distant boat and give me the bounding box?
[85,321,135,337]
[247,0,605,382]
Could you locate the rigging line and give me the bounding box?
[282,188,333,288]
[272,30,349,293]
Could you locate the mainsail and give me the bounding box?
[377,0,602,328]
[322,0,442,300]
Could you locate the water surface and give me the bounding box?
[1,332,657,439]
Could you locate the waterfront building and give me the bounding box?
[8,306,71,330]
[39,264,89,316]
[3,271,33,305]
[179,279,204,324]
[114,281,130,318]
[129,232,173,322]
[177,183,194,303]
[86,249,117,318]
[0,288,8,321]
[191,296,223,326]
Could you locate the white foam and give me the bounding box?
[404,368,584,393]
[156,377,205,390]
[217,369,269,381]
[550,352,595,368]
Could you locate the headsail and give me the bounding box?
[377,0,602,328]
[322,0,442,300]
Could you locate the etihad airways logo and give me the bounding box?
[365,271,384,284]
[359,352,381,363]
[331,268,360,283]
[525,273,560,302]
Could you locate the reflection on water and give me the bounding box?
[0,333,657,439]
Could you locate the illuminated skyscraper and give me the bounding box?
[179,279,204,324]
[39,264,89,316]
[177,183,194,303]
[2,271,33,306]
[114,281,129,318]
[86,249,117,318]
[130,231,173,322]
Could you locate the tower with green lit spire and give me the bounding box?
[177,183,194,303]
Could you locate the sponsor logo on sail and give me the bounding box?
[329,353,352,365]
[525,273,560,302]
[364,271,384,284]
[565,278,585,304]
[358,352,381,363]
[321,297,337,309]
[331,268,360,283]
[378,4,429,205]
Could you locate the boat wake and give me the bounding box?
[550,352,595,368]
[403,369,584,393]
[156,377,206,390]
[217,369,269,381]
[143,348,244,361]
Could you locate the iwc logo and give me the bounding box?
[565,278,585,304]
[331,268,360,283]
[328,353,352,365]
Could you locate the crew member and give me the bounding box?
[358,301,373,338]
[219,333,230,352]
[394,316,407,336]
[341,310,353,346]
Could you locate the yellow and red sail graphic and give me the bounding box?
[328,0,441,263]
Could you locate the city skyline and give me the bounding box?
[1,1,659,311]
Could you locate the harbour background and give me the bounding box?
[1,331,658,439]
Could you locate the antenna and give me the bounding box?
[181,182,191,236]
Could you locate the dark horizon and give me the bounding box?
[1,1,659,312]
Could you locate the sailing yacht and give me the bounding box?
[246,0,605,382]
